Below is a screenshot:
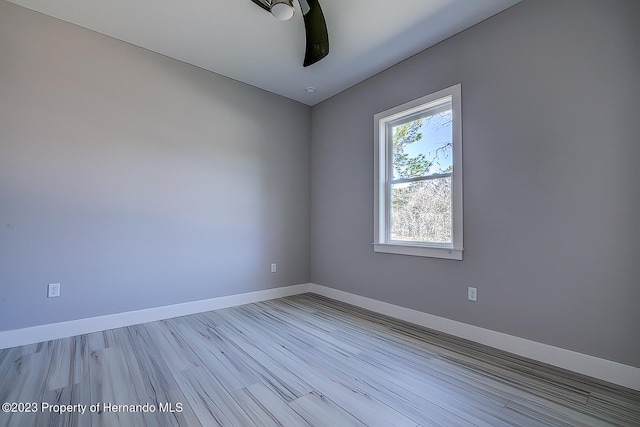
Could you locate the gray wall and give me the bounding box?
[310,0,640,368]
[0,1,310,331]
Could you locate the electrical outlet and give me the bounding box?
[48,283,61,298]
[271,263,277,273]
[467,286,477,302]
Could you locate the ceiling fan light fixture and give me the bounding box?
[250,0,328,66]
[271,0,295,20]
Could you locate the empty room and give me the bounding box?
[1,0,639,425]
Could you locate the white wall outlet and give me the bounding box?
[467,286,477,302]
[48,283,61,298]
[271,263,277,273]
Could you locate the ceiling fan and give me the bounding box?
[250,0,329,67]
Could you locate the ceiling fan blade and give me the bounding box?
[250,0,270,12]
[250,0,329,66]
[300,0,329,67]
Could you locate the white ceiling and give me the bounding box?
[8,0,521,106]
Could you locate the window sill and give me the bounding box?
[373,243,463,260]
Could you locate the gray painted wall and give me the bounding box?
[310,0,640,368]
[0,1,310,331]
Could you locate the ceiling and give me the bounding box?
[7,0,521,106]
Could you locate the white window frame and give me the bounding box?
[373,84,463,260]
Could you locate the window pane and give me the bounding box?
[391,109,452,180]
[390,177,452,243]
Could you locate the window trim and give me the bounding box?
[373,84,463,260]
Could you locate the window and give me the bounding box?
[374,84,462,260]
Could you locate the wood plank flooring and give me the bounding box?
[1,293,638,426]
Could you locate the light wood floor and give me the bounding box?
[1,293,638,426]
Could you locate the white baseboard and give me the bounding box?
[0,283,312,350]
[1,281,638,391]
[308,284,640,391]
